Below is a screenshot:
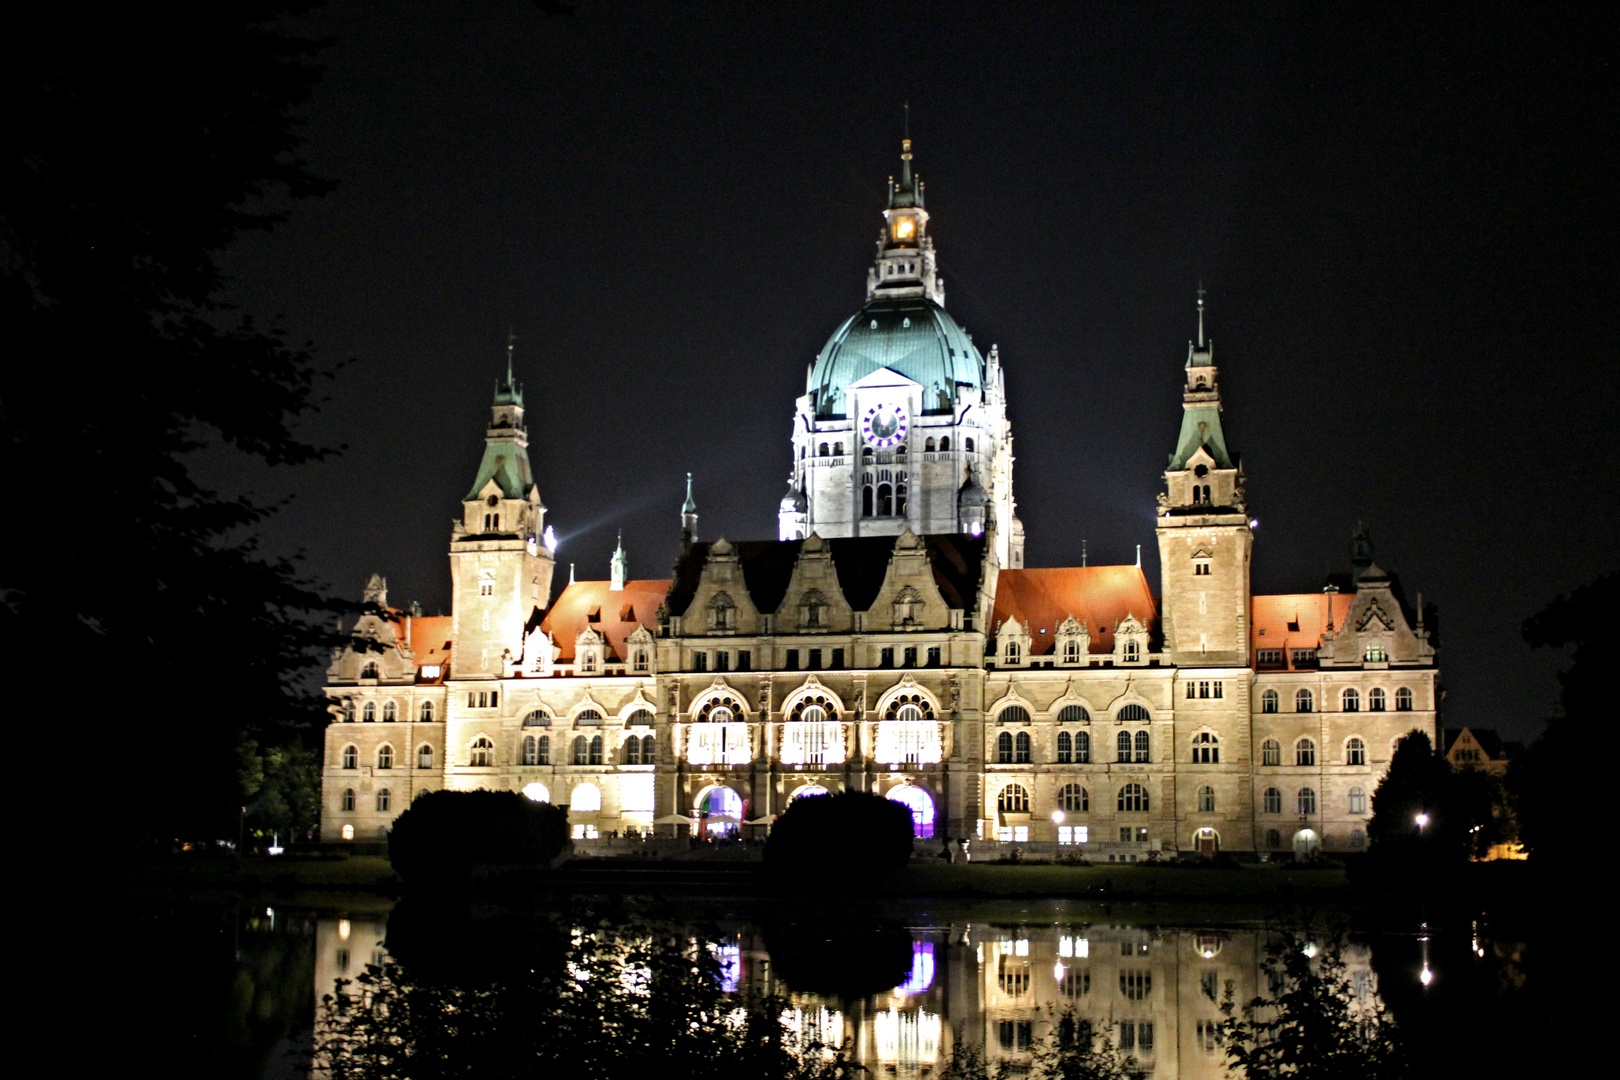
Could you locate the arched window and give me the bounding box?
[1116,731,1133,763]
[1298,788,1317,815]
[1263,788,1282,814]
[537,734,550,765]
[572,783,602,812]
[965,437,975,452]
[1295,738,1316,766]
[382,701,397,723]
[1005,641,1022,665]
[862,485,874,517]
[1369,688,1387,712]
[640,734,655,762]
[362,702,377,723]
[521,735,537,766]
[1118,783,1148,813]
[1063,640,1082,663]
[523,782,550,803]
[1197,786,1216,813]
[626,709,654,727]
[573,735,588,765]
[1056,730,1073,764]
[925,437,936,451]
[340,700,356,723]
[1191,732,1219,764]
[1134,731,1151,762]
[997,731,1014,764]
[1261,689,1279,714]
[1396,687,1414,711]
[997,784,1030,814]
[1295,689,1314,713]
[1265,828,1282,848]
[576,709,603,726]
[376,744,393,770]
[1261,739,1281,766]
[1346,737,1367,766]
[939,436,950,451]
[877,483,894,516]
[341,744,358,770]
[416,744,434,770]
[589,735,604,765]
[818,442,830,456]
[1058,783,1088,813]
[1000,705,1031,726]
[833,442,844,456]
[522,710,551,727]
[341,788,356,812]
[376,788,392,813]
[1015,731,1032,763]
[1342,688,1360,712]
[419,701,434,723]
[1118,704,1150,724]
[361,662,379,679]
[1349,787,1367,814]
[1074,730,1091,764]
[624,736,641,766]
[469,737,494,767]
[895,479,908,515]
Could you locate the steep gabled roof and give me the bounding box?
[991,565,1158,655]
[1251,593,1342,669]
[407,615,453,679]
[539,579,669,662]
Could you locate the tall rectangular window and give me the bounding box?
[715,650,729,672]
[903,646,918,668]
[785,649,800,670]
[736,650,751,672]
[693,651,707,673]
[880,647,894,668]
[830,647,845,669]
[927,646,941,667]
[808,648,822,670]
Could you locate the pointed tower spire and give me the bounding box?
[1170,288,1232,471]
[1196,282,1206,348]
[610,530,627,591]
[869,124,942,305]
[680,473,699,552]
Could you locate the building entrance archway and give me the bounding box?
[694,784,744,837]
[1194,827,1219,856]
[886,784,936,839]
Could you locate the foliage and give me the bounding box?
[1511,570,1615,865]
[938,1010,1141,1080]
[1220,931,1405,1080]
[1366,730,1487,867]
[315,913,850,1080]
[238,735,322,845]
[388,790,571,884]
[763,791,915,882]
[2,6,347,845]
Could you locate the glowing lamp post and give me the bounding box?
[1415,812,1429,836]
[1051,810,1065,859]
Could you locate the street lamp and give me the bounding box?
[1051,810,1065,859]
[1415,812,1429,835]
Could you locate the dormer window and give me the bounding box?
[361,662,379,680]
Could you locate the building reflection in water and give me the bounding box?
[311,914,1382,1079]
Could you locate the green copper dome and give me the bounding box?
[808,297,984,419]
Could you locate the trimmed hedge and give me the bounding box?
[763,791,914,880]
[388,790,571,884]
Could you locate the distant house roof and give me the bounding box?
[991,565,1158,655]
[1251,593,1347,669]
[665,534,987,618]
[1446,727,1506,760]
[540,579,669,662]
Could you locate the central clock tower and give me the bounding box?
[779,138,1022,568]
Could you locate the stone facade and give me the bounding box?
[322,144,1438,856]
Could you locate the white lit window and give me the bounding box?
[1058,826,1089,845]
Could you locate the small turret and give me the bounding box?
[610,531,627,591]
[681,472,699,552]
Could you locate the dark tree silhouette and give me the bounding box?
[763,791,915,883]
[389,790,571,886]
[1511,571,1616,866]
[3,7,346,845]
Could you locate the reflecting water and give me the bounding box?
[300,901,1533,1079]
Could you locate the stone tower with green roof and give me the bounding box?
[780,139,1023,569]
[1155,291,1252,667]
[448,345,556,678]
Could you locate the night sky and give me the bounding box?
[216,3,1617,743]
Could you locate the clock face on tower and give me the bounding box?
[861,403,908,448]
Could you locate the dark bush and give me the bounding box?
[388,790,570,885]
[763,791,914,881]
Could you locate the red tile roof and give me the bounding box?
[991,565,1158,655]
[540,579,671,661]
[406,615,453,678]
[1251,593,1345,668]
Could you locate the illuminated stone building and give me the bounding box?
[322,142,1438,857]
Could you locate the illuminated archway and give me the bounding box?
[522,782,551,803]
[789,783,830,802]
[886,785,935,839]
[694,784,743,836]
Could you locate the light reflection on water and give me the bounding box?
[310,909,1390,1079]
